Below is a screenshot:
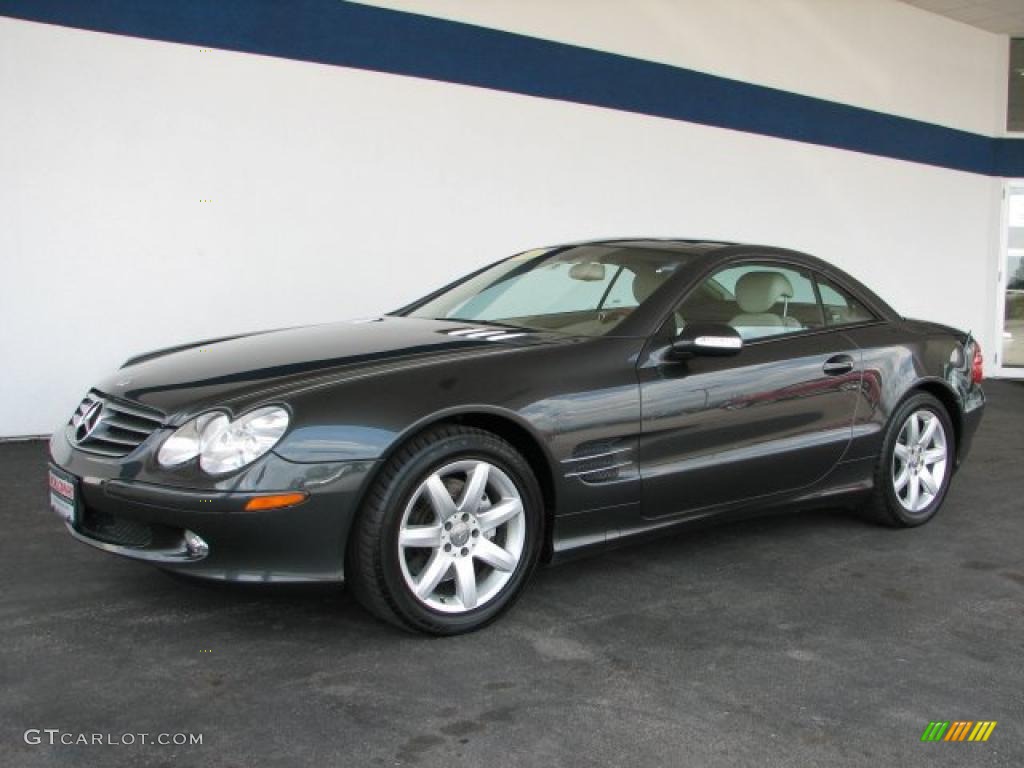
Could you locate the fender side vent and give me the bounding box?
[561,439,636,484]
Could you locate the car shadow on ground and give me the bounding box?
[149,503,870,633]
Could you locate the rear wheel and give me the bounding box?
[347,425,542,634]
[864,392,954,527]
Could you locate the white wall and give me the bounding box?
[0,1,1011,436]
[368,0,1007,135]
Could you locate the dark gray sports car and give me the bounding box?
[49,239,985,634]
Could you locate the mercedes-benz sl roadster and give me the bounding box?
[49,239,985,634]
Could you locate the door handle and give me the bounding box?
[822,355,854,376]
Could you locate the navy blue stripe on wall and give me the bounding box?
[2,0,1022,177]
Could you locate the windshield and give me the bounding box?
[404,245,694,336]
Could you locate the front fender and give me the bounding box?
[267,339,645,526]
[272,401,555,464]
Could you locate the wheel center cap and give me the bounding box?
[450,521,471,547]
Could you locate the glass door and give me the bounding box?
[996,183,1024,378]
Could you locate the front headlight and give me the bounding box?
[157,412,226,467]
[199,407,290,474]
[157,407,289,474]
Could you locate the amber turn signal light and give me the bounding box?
[244,492,308,511]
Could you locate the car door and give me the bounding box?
[636,260,863,520]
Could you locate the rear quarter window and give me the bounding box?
[816,275,877,326]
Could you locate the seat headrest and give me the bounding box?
[734,271,794,314]
[632,270,663,304]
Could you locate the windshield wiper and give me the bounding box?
[440,318,535,332]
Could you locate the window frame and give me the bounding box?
[1008,38,1024,134]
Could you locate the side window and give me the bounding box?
[675,262,822,340]
[815,275,876,326]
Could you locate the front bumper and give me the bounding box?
[49,450,376,583]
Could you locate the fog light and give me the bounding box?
[184,530,208,558]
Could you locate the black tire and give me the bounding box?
[346,424,543,635]
[863,392,955,527]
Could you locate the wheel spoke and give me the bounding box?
[399,458,525,614]
[892,409,949,513]
[477,498,522,532]
[474,538,517,572]
[454,556,478,609]
[907,474,920,510]
[919,467,938,494]
[918,415,938,447]
[458,462,490,514]
[425,474,456,518]
[399,525,442,548]
[414,552,451,598]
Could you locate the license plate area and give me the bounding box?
[49,466,79,526]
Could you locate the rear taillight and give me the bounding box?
[971,341,984,384]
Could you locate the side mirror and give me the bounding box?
[669,323,743,359]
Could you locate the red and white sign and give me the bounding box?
[49,470,74,500]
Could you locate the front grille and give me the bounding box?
[69,391,164,458]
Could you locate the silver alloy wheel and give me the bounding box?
[397,460,526,613]
[892,409,948,513]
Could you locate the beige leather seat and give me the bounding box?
[729,271,802,338]
[631,269,663,304]
[631,269,691,334]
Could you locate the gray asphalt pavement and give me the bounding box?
[2,381,1022,767]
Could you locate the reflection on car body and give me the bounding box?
[49,239,985,634]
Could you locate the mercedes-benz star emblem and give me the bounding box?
[76,401,104,443]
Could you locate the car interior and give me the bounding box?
[671,267,875,339]
[453,246,688,337]
[427,245,874,339]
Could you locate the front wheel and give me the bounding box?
[347,425,543,634]
[863,392,955,527]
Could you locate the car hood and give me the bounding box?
[95,317,554,420]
